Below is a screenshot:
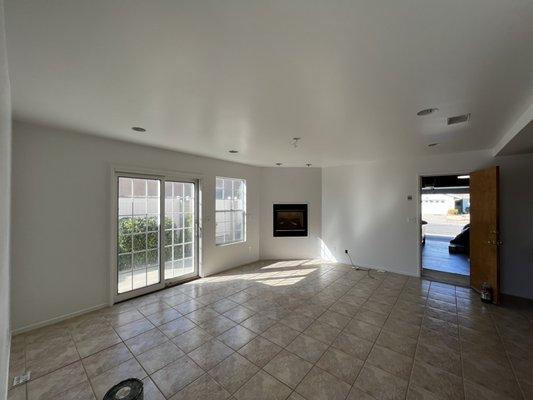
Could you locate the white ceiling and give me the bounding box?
[5,0,533,167]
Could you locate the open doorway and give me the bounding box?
[420,174,470,284]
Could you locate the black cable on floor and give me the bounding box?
[346,252,376,279]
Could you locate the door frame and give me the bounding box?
[109,164,203,305]
[416,171,471,277]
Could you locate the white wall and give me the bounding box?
[0,0,11,396]
[10,118,533,335]
[11,121,261,331]
[498,153,533,300]
[259,168,322,260]
[322,150,533,299]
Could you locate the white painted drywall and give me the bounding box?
[11,121,261,331]
[497,153,533,299]
[259,168,322,260]
[10,118,533,334]
[0,0,12,395]
[322,150,533,298]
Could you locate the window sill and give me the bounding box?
[216,240,246,247]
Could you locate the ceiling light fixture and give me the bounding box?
[228,150,239,154]
[428,143,439,147]
[457,175,470,180]
[417,108,439,116]
[131,126,147,133]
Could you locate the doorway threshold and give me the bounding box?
[422,268,469,287]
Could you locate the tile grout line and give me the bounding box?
[489,307,527,400]
[218,266,354,399]
[350,274,411,399]
[399,278,429,399]
[145,281,289,398]
[70,327,99,400]
[340,274,389,398]
[268,269,363,400]
[109,291,218,399]
[279,269,407,400]
[205,264,366,399]
[454,284,467,400]
[12,265,321,399]
[12,262,526,400]
[141,271,386,396]
[123,301,211,399]
[15,267,389,399]
[174,270,321,398]
[277,280,357,399]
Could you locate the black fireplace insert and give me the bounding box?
[273,204,308,237]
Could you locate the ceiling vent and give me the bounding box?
[447,113,470,125]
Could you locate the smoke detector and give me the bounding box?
[291,137,301,148]
[447,113,471,125]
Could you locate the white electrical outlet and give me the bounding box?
[13,371,31,386]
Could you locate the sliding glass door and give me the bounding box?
[117,177,161,294]
[115,173,199,301]
[164,181,196,280]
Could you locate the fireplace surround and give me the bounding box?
[273,204,308,237]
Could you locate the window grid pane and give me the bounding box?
[165,182,195,280]
[215,177,246,245]
[118,177,160,294]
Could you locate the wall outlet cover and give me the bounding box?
[13,371,31,386]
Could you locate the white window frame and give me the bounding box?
[215,176,246,246]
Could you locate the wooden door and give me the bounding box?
[470,166,501,303]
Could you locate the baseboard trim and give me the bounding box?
[11,303,109,335]
[336,262,420,278]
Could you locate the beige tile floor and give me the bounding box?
[7,260,533,400]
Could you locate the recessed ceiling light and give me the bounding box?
[457,175,470,180]
[228,150,239,154]
[276,162,283,166]
[131,126,147,133]
[428,143,439,147]
[417,108,439,116]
